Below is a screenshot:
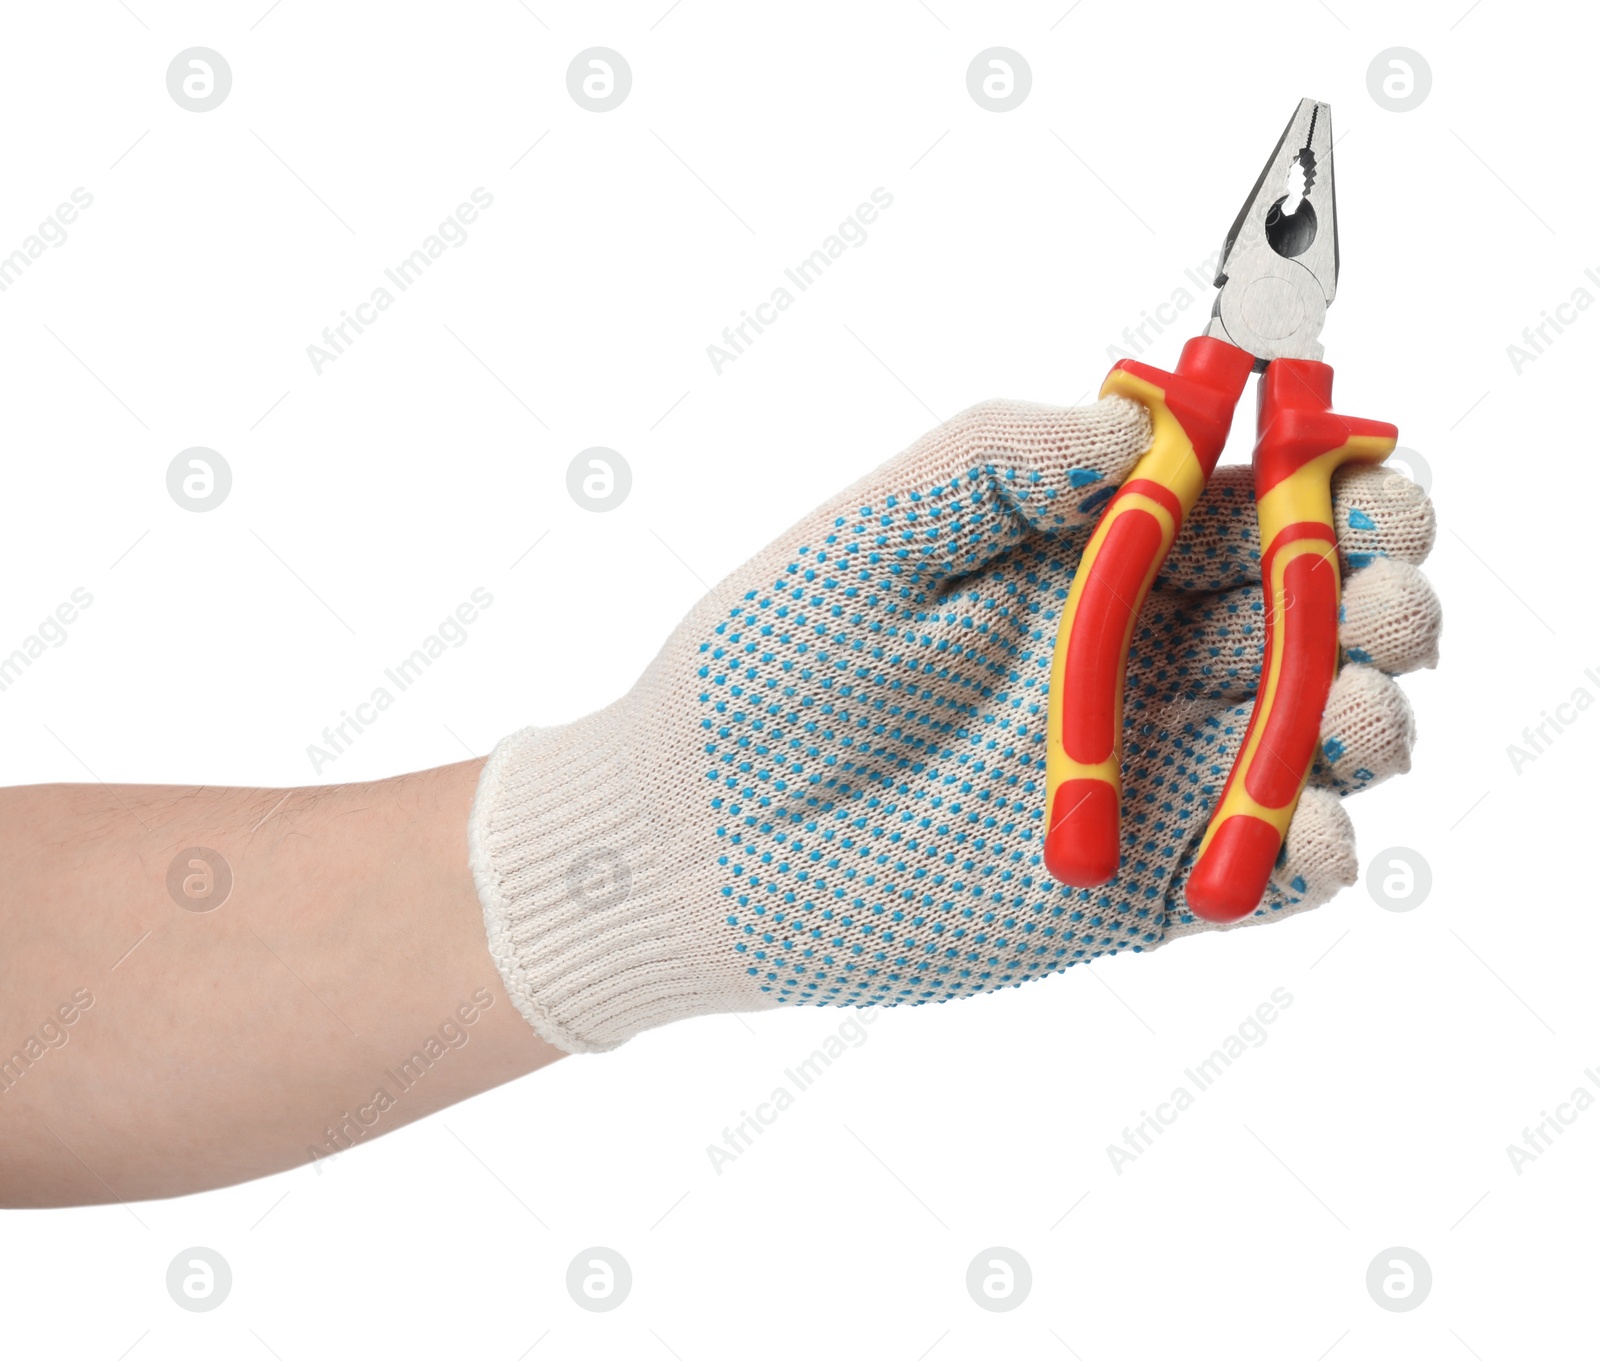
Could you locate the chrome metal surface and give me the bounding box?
[1204,98,1338,368]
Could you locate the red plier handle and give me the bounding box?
[1043,338,1251,887]
[1186,360,1396,916]
[1043,338,1396,921]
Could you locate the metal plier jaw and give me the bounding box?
[1043,98,1399,922]
[1205,98,1337,368]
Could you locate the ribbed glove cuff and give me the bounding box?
[468,706,766,1053]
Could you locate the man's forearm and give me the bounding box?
[0,760,561,1206]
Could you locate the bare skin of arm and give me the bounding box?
[0,759,563,1207]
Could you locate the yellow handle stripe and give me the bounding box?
[1099,370,1211,502]
[1046,370,1206,797]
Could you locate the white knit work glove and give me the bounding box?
[469,398,1441,1053]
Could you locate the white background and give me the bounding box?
[0,1,1590,1357]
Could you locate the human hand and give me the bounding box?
[470,396,1440,1052]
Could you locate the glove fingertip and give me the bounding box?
[1271,787,1358,908]
[1333,463,1437,568]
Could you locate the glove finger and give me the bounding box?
[1161,459,1437,595]
[1268,786,1359,908]
[868,396,1152,579]
[1340,559,1442,674]
[1146,552,1442,707]
[1333,463,1436,570]
[1309,664,1416,795]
